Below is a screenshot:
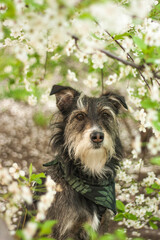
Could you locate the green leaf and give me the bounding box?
[0,0,16,20]
[151,182,160,190]
[29,163,33,182]
[79,12,95,20]
[39,220,57,236]
[150,216,160,221]
[31,173,46,184]
[4,88,30,101]
[150,157,160,166]
[145,187,154,194]
[124,213,137,220]
[114,213,124,221]
[149,221,158,229]
[83,224,98,240]
[115,229,127,240]
[116,200,125,212]
[152,120,160,131]
[133,36,147,51]
[33,112,49,128]
[20,176,29,182]
[141,98,159,109]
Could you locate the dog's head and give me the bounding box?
[50,85,128,177]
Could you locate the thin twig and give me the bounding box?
[153,71,160,80]
[155,78,160,86]
[71,34,149,87]
[71,34,82,52]
[100,49,143,69]
[104,29,150,89]
[105,29,135,62]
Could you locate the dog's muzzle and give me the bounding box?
[90,131,104,146]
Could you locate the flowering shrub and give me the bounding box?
[0,0,160,239]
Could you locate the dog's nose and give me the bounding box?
[90,131,104,143]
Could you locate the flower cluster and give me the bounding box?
[0,163,32,235]
[0,0,160,239]
[36,176,57,221]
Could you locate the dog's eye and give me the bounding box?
[101,112,110,118]
[76,113,85,121]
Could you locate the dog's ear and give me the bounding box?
[50,85,79,113]
[102,92,128,114]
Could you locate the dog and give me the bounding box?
[41,84,128,240]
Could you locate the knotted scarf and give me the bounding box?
[43,156,116,215]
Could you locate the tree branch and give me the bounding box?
[71,34,152,88]
[103,29,150,88]
[99,49,144,69]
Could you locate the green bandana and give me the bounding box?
[43,156,116,215]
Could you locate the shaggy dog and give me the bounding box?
[41,85,128,240]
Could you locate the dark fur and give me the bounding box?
[44,85,127,240]
[21,85,127,240]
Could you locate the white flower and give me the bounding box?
[144,19,160,47]
[92,51,107,69]
[9,163,25,179]
[117,170,127,181]
[137,207,147,219]
[143,65,153,79]
[136,194,145,204]
[36,212,45,221]
[129,184,139,195]
[134,159,143,171]
[51,53,61,61]
[138,87,146,96]
[0,3,7,13]
[67,69,78,82]
[150,82,160,101]
[142,172,156,186]
[130,0,154,19]
[8,181,21,198]
[129,97,141,107]
[10,27,22,38]
[139,124,147,132]
[105,74,117,85]
[76,52,88,64]
[83,75,98,88]
[127,87,134,96]
[132,149,138,159]
[122,37,134,53]
[147,136,160,155]
[65,39,76,56]
[40,93,49,104]
[0,202,6,212]
[0,168,12,185]
[90,2,131,34]
[21,186,33,204]
[134,109,146,125]
[4,65,12,73]
[45,175,56,192]
[23,222,38,240]
[123,159,132,169]
[146,109,158,127]
[24,78,32,92]
[28,95,37,106]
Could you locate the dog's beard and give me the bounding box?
[65,127,115,177]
